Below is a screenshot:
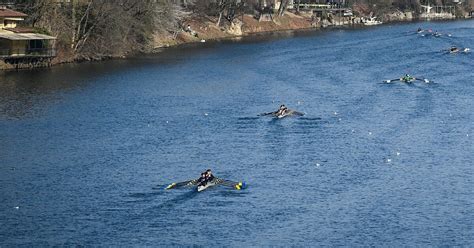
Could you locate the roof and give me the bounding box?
[0,32,56,40]
[4,27,35,33]
[0,8,28,18]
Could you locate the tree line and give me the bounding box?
[2,0,188,60]
[1,0,470,60]
[0,0,264,60]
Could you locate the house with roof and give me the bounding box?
[0,6,56,68]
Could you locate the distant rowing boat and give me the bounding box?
[165,177,244,192]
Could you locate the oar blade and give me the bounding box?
[164,180,197,190]
[165,183,177,190]
[384,79,401,83]
[415,78,432,83]
[218,179,245,190]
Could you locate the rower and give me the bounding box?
[402,74,413,82]
[197,169,214,186]
[276,104,288,116]
[450,46,459,53]
[197,172,207,185]
[205,169,215,181]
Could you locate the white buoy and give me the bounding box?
[387,159,392,163]
[316,163,320,167]
[334,111,338,115]
[369,132,372,135]
[396,152,400,156]
[14,206,19,209]
[204,113,208,116]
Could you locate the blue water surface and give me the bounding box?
[1,20,473,246]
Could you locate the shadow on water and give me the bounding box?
[217,189,249,198]
[268,117,284,124]
[377,82,433,89]
[237,117,260,121]
[299,117,322,121]
[152,190,199,210]
[124,191,165,204]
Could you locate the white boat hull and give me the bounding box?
[197,181,217,192]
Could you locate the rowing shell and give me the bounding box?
[197,179,244,192]
[197,181,217,192]
[276,110,305,119]
[277,113,290,119]
[165,177,244,192]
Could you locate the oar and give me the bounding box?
[164,179,197,190]
[217,178,245,190]
[290,111,305,116]
[258,111,277,117]
[383,78,401,83]
[414,78,432,83]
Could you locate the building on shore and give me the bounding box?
[0,6,56,69]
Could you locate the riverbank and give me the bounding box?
[152,10,470,51]
[152,12,317,49]
[1,9,471,71]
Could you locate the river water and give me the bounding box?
[1,20,473,246]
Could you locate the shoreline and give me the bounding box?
[152,16,470,51]
[1,14,471,71]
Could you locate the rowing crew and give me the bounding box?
[277,104,289,116]
[417,28,450,37]
[448,46,470,54]
[384,74,432,84]
[259,104,305,118]
[197,169,215,188]
[165,169,244,192]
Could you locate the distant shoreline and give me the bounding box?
[1,13,471,71]
[152,15,470,52]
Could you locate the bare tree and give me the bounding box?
[277,0,289,16]
[13,0,186,59]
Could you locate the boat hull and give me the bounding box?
[197,181,217,192]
